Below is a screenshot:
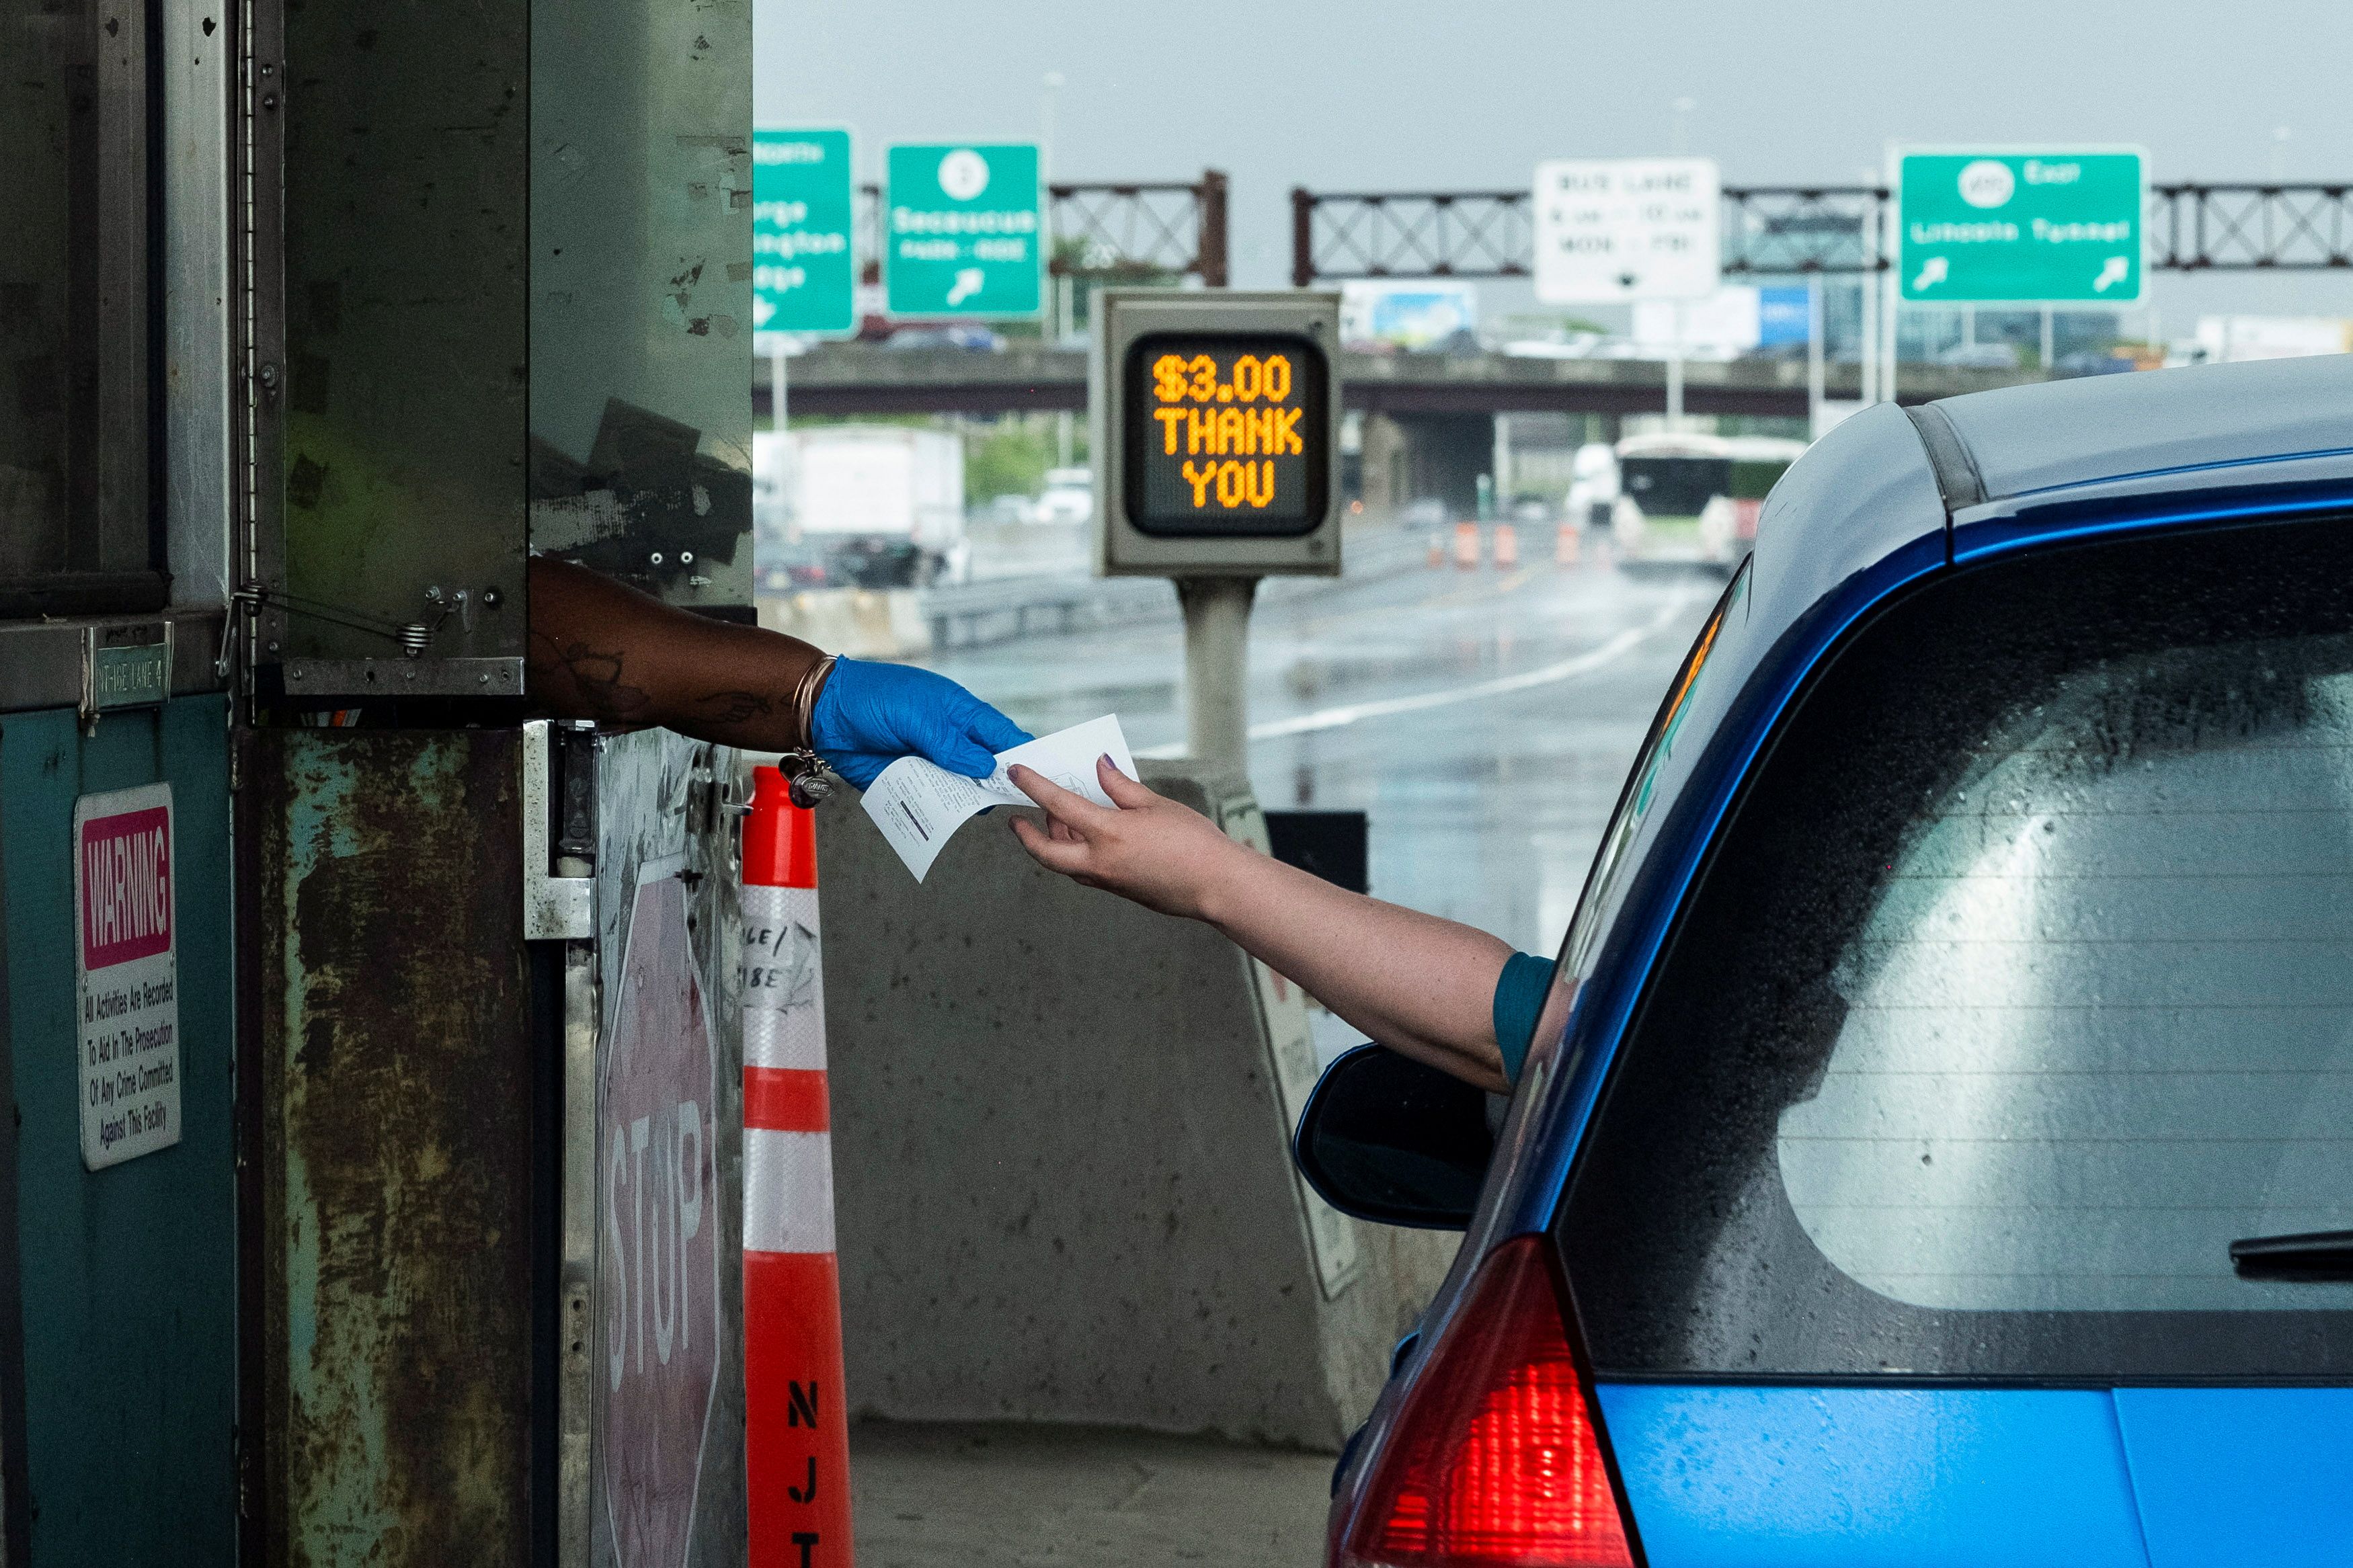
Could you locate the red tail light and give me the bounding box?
[1339,1235,1635,1568]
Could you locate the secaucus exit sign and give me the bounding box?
[1897,147,2147,304]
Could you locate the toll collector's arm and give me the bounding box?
[1008,758,1515,1095]
[526,555,1029,785]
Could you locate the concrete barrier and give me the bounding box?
[814,762,1458,1450]
[756,587,934,660]
[756,524,1449,664]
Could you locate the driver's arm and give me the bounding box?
[1006,756,1525,1094]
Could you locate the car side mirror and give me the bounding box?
[1292,1044,1496,1231]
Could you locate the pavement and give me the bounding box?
[850,1421,1335,1568]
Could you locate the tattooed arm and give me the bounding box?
[526,555,820,753]
[526,556,1032,784]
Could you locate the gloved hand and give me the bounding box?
[810,658,1033,790]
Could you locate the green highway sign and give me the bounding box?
[884,143,1043,318]
[1897,148,2146,304]
[752,128,856,335]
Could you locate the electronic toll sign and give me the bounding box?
[1094,291,1341,577]
[1128,337,1328,537]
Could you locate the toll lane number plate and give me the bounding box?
[74,784,182,1170]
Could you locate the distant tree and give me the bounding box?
[965,419,1055,505]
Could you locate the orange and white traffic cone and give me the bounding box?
[1453,520,1480,569]
[1556,522,1581,566]
[741,767,854,1568]
[1493,523,1519,569]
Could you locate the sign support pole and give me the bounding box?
[1884,265,1899,407]
[1806,276,1825,435]
[2040,306,2055,375]
[1178,577,1257,773]
[1860,199,1880,405]
[1665,301,1685,427]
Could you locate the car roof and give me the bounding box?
[1747,355,2353,656]
[1936,352,2353,500]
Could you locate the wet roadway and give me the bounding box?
[915,524,1722,962]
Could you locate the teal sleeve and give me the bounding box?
[1490,951,1556,1087]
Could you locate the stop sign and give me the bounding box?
[602,871,721,1565]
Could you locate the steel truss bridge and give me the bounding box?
[1288,183,2353,284]
[854,171,1230,291]
[774,174,2350,417]
[838,173,2347,302]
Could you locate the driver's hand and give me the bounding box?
[1006,757,1244,921]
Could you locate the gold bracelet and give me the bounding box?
[790,653,838,753]
[781,653,840,807]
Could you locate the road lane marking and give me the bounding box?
[1135,587,1708,757]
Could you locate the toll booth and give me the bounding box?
[1,0,758,1559]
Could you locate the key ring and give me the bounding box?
[778,749,836,809]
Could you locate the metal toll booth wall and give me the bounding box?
[243,0,754,1557]
[0,697,237,1566]
[1,0,241,1555]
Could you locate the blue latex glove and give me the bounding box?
[810,658,1033,789]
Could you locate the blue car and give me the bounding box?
[1298,355,2353,1568]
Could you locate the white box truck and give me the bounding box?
[760,425,966,587]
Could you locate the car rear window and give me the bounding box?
[1560,512,2353,1380]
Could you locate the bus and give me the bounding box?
[1566,432,1810,568]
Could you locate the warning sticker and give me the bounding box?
[74,784,182,1170]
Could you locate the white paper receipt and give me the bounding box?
[859,714,1138,881]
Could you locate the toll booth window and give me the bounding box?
[1124,335,1328,538]
[0,0,157,615]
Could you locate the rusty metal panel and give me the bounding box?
[584,729,746,1567]
[245,729,536,1566]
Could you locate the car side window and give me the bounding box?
[1562,513,2353,1380]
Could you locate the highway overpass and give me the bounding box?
[761,343,2048,420]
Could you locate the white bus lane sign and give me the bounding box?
[600,864,721,1566]
[1533,156,1722,304]
[74,784,182,1170]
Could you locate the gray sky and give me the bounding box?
[760,0,2353,323]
